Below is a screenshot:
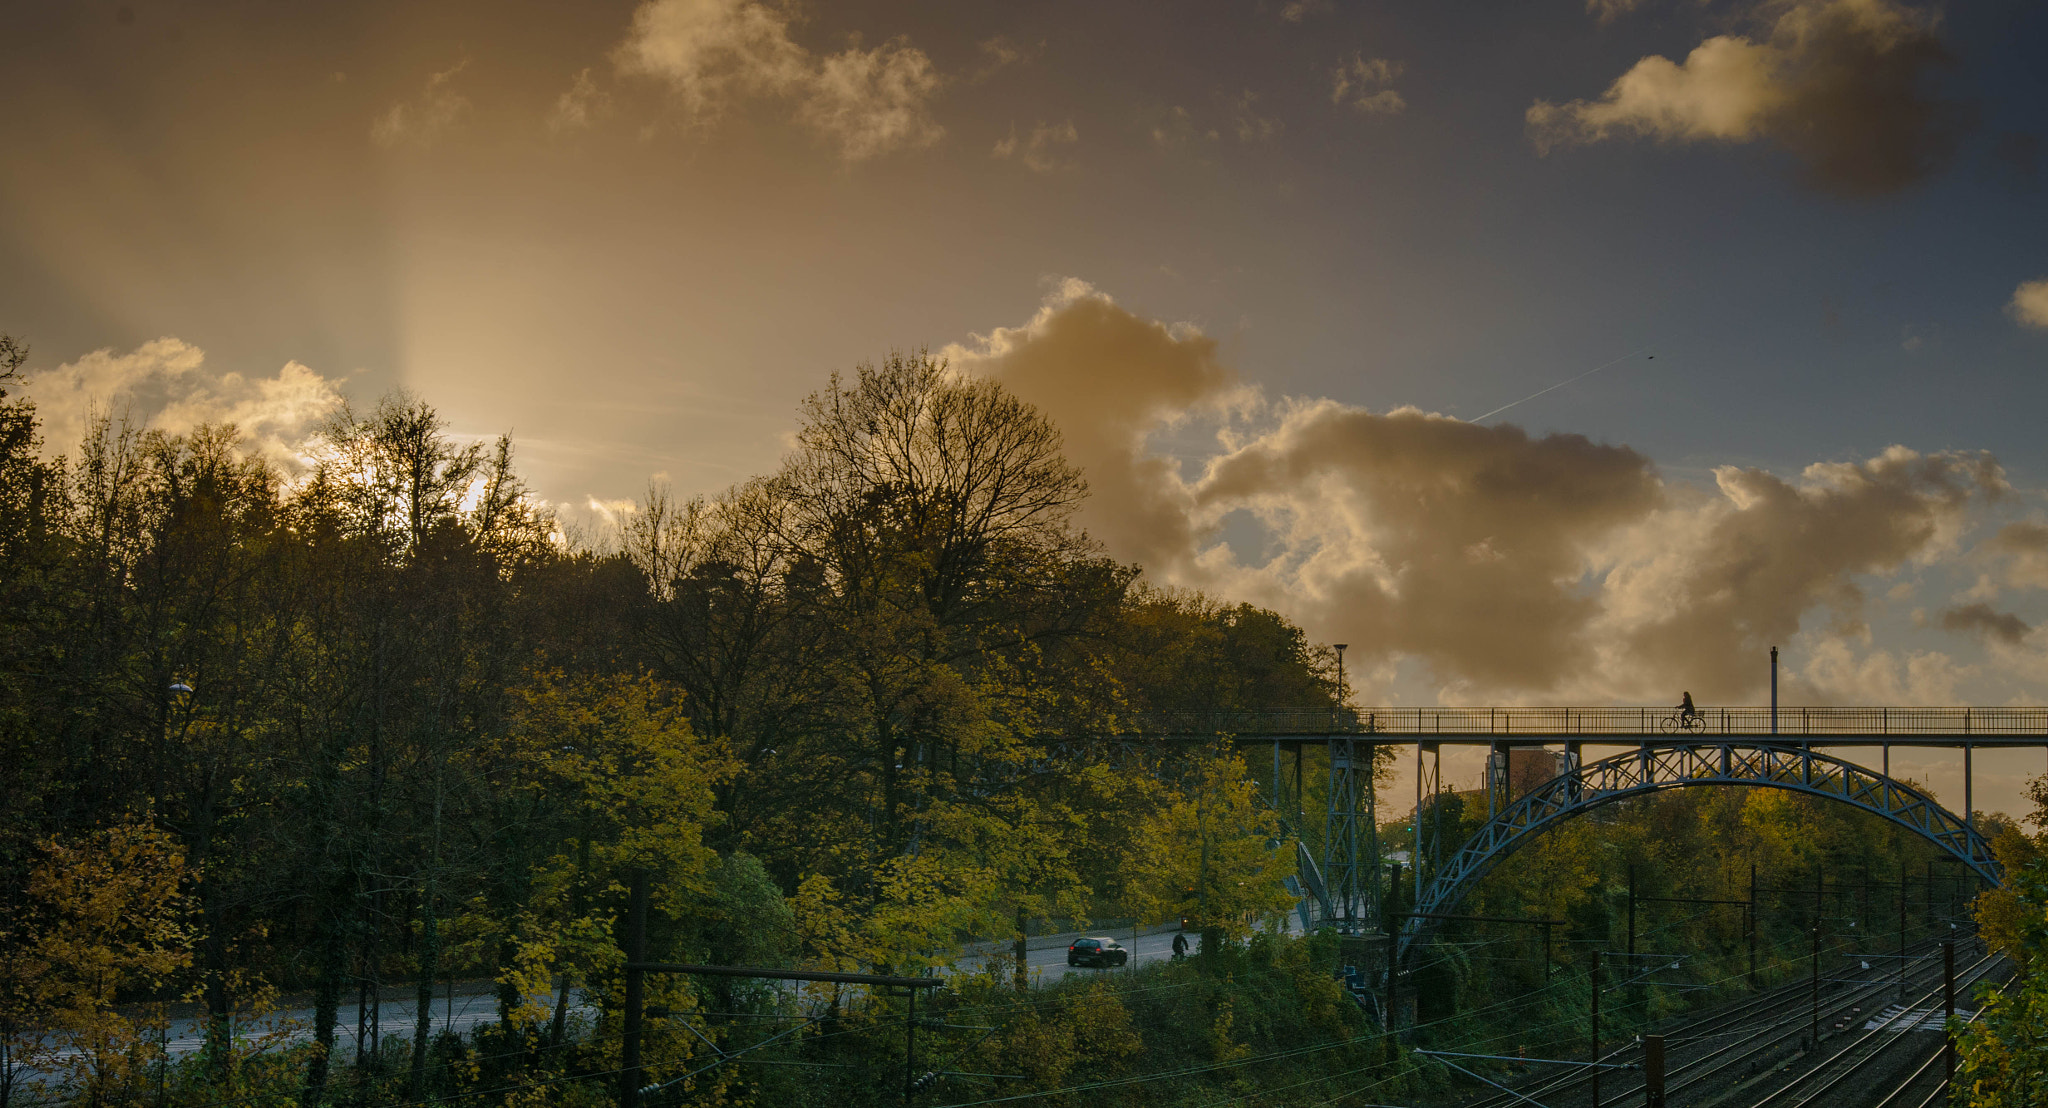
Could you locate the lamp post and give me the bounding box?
[1769,647,1778,735]
[1334,644,1348,711]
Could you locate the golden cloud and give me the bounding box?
[1528,0,1963,195]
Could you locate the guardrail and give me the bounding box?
[1126,706,2048,736]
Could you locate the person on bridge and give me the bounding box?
[1677,691,1699,724]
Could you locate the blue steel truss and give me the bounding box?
[1396,741,2001,962]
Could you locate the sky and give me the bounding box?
[4,0,2046,813]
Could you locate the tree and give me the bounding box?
[454,672,731,1042]
[1955,859,2048,1106]
[1955,774,2048,1106]
[0,821,194,1108]
[1129,742,1299,944]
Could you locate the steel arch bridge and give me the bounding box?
[1395,741,2002,962]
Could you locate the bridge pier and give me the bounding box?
[1323,736,1365,930]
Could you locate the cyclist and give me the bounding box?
[1676,691,1699,726]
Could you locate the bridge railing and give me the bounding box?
[1126,706,2048,736]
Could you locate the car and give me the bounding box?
[1066,937,1130,968]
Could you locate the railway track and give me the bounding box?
[1864,973,2006,1108]
[1453,938,1999,1108]
[1719,947,2002,1108]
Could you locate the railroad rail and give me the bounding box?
[1462,939,2003,1108]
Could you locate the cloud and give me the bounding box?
[1528,0,1963,195]
[1976,521,2048,592]
[972,35,1038,81]
[1150,106,1218,149]
[944,280,1237,572]
[1791,638,1968,703]
[22,339,344,471]
[1227,91,1282,142]
[1196,400,1664,691]
[613,0,807,118]
[950,285,2012,702]
[1529,36,1784,148]
[550,68,613,132]
[2010,278,2048,329]
[1587,0,1648,22]
[1939,602,2030,644]
[372,60,471,149]
[1331,54,1406,115]
[798,39,944,160]
[613,0,942,160]
[1587,445,2003,695]
[1279,0,1334,22]
[993,121,1079,173]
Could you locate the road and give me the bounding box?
[23,983,570,1079]
[23,922,1257,1085]
[984,926,1193,985]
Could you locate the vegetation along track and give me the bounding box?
[1454,938,2004,1108]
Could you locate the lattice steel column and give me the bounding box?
[1325,736,1362,930]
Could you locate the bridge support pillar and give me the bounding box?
[1324,737,1364,930]
[1965,742,1973,840]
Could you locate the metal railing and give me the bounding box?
[1126,706,2048,736]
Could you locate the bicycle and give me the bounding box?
[1659,711,1706,734]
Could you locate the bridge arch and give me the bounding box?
[1395,741,2000,960]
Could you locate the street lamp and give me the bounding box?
[1334,644,1348,716]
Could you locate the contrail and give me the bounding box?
[1470,348,1651,424]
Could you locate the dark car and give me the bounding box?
[1066,937,1129,968]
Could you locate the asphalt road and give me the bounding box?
[28,922,1280,1084]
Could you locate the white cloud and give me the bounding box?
[2010,278,2048,329]
[1279,0,1334,23]
[23,338,343,471]
[372,60,472,149]
[993,120,1079,173]
[613,0,943,160]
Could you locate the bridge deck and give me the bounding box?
[1129,706,2048,746]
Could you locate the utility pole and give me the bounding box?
[1943,940,1956,1089]
[1898,862,1907,998]
[1809,925,1820,1050]
[1643,1034,1665,1108]
[1748,863,1758,990]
